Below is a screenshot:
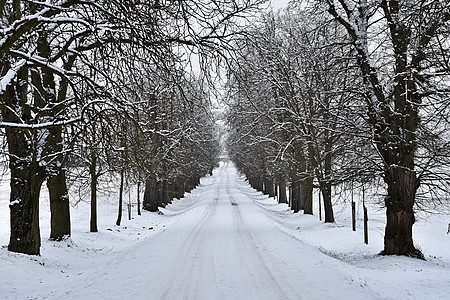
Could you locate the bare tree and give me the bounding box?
[1,0,265,255]
[322,0,450,257]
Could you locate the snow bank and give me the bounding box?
[0,167,449,299]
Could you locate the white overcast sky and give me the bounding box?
[270,0,290,10]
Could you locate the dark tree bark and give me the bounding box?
[298,183,307,211]
[320,180,334,223]
[175,179,184,199]
[184,180,191,193]
[278,180,287,204]
[255,177,264,192]
[322,133,334,222]
[34,30,71,241]
[291,181,299,213]
[304,177,314,215]
[8,155,44,255]
[308,134,334,222]
[291,178,310,213]
[137,181,141,216]
[162,180,171,205]
[2,68,45,255]
[323,0,447,256]
[143,175,159,212]
[47,163,71,240]
[263,179,269,195]
[289,185,294,210]
[46,124,70,240]
[116,169,124,226]
[381,164,421,257]
[156,180,166,207]
[89,151,98,232]
[264,178,275,197]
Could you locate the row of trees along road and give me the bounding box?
[226,1,450,258]
[0,0,265,255]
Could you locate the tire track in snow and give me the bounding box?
[225,172,302,300]
[160,163,226,299]
[40,161,383,300]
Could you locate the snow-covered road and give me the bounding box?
[44,161,382,299]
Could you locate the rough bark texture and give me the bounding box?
[377,1,421,257]
[2,69,44,255]
[7,140,44,255]
[47,167,70,240]
[8,159,44,255]
[381,168,422,258]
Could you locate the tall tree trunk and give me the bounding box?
[263,179,269,195]
[34,30,72,241]
[320,181,334,223]
[157,180,165,207]
[162,180,171,205]
[47,165,70,240]
[308,135,334,222]
[381,168,421,258]
[322,136,334,223]
[143,175,158,212]
[2,68,44,255]
[175,179,184,199]
[291,181,299,213]
[291,179,310,213]
[298,182,306,211]
[304,177,313,215]
[379,14,421,257]
[278,180,287,204]
[90,152,98,232]
[116,169,124,226]
[137,181,141,216]
[46,125,71,240]
[288,185,292,208]
[8,155,44,255]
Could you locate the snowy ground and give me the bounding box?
[1,161,449,299]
